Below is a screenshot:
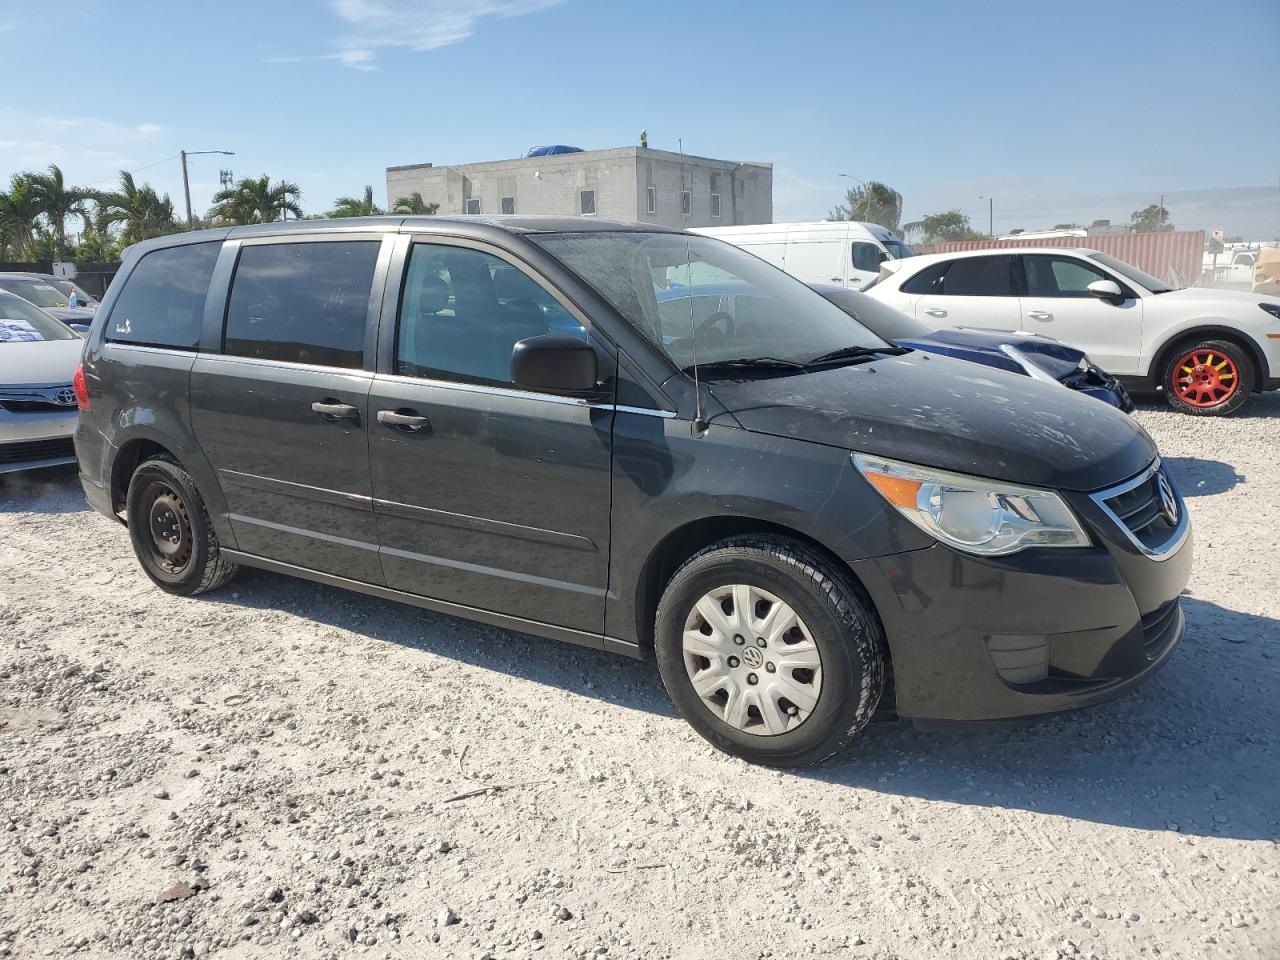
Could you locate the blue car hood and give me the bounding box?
[896,329,1087,380]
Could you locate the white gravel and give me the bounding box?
[1,395,1278,960]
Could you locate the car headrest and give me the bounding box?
[493,267,542,302]
[415,274,450,314]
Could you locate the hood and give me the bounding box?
[1157,286,1280,306]
[0,337,84,387]
[896,329,1089,381]
[708,351,1155,492]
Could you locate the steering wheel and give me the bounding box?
[694,311,736,339]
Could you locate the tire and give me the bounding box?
[654,535,885,767]
[1162,338,1254,416]
[125,453,239,596]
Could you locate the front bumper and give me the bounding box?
[852,469,1192,722]
[0,409,79,474]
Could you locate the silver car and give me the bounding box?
[0,273,98,329]
[0,290,83,473]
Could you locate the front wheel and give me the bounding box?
[655,536,885,767]
[1162,339,1254,415]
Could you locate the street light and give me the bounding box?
[180,150,235,226]
[978,195,994,237]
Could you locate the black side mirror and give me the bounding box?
[511,334,599,393]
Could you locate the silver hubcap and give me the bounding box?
[682,584,823,736]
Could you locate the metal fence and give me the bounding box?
[911,230,1204,288]
[0,260,120,299]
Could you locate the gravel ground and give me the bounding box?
[1,395,1277,960]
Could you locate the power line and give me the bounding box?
[81,153,182,188]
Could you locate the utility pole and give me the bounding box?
[979,195,993,236]
[180,149,236,226]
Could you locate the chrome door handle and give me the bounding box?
[1027,311,1054,321]
[311,400,359,421]
[924,308,948,318]
[377,409,430,432]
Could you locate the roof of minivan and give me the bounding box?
[119,215,685,259]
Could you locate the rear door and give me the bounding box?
[189,234,390,582]
[367,236,615,634]
[909,254,1022,331]
[1018,254,1142,372]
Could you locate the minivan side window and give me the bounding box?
[396,244,581,387]
[1023,255,1112,298]
[223,241,379,369]
[935,255,1017,297]
[105,241,221,350]
[852,242,883,273]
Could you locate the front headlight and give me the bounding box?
[852,453,1090,556]
[1259,302,1280,320]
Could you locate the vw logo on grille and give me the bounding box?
[53,388,77,406]
[1157,472,1179,526]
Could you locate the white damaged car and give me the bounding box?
[0,290,84,473]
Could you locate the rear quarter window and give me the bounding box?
[105,242,222,349]
[899,261,949,294]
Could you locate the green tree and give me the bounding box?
[72,229,121,262]
[26,164,94,260]
[97,171,179,245]
[329,185,383,218]
[209,174,303,225]
[390,192,439,215]
[1129,203,1173,234]
[920,209,986,243]
[0,174,44,259]
[829,180,903,231]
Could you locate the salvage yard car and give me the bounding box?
[74,217,1191,767]
[810,284,1133,411]
[0,290,84,473]
[862,247,1280,415]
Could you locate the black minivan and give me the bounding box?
[74,217,1191,766]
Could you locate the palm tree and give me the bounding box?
[390,192,439,216]
[26,164,94,259]
[330,185,383,218]
[830,180,904,232]
[209,174,303,225]
[97,171,178,245]
[0,174,43,259]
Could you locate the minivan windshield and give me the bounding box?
[532,231,890,371]
[0,291,77,342]
[1087,252,1174,294]
[881,239,914,260]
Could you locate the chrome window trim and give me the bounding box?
[375,372,678,417]
[195,351,374,378]
[1090,458,1190,561]
[103,342,200,359]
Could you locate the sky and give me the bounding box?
[2,0,1277,238]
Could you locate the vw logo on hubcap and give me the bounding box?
[741,646,764,669]
[1157,472,1179,525]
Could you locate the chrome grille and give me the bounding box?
[1090,460,1189,559]
[0,384,78,414]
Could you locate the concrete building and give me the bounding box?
[385,147,772,229]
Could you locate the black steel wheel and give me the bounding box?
[126,454,239,595]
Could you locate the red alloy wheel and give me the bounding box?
[1170,348,1239,409]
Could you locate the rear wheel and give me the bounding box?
[1162,338,1253,416]
[126,454,239,595]
[655,536,885,767]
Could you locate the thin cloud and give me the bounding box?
[269,0,563,70]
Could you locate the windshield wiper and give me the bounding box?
[683,356,807,374]
[806,345,906,366]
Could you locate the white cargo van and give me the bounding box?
[693,221,914,290]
